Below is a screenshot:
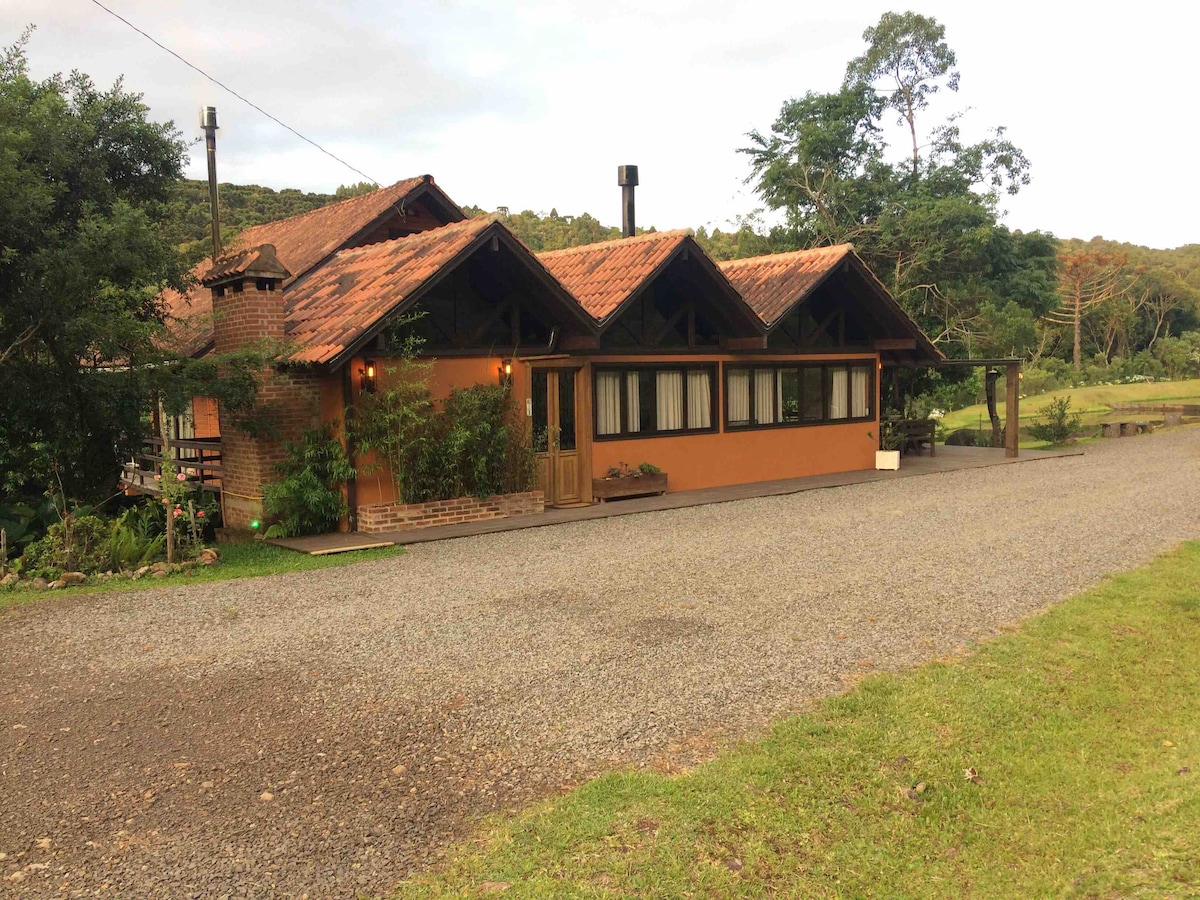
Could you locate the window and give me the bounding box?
[725,361,874,429]
[594,365,717,439]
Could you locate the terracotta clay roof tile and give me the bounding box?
[538,230,692,321]
[283,216,495,365]
[200,243,290,285]
[718,244,853,326]
[162,176,441,355]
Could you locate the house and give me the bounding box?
[150,173,939,533]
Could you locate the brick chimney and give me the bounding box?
[201,244,323,532]
[203,243,291,353]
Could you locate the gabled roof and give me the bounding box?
[163,175,463,356]
[720,245,942,362]
[538,230,692,322]
[283,217,594,367]
[719,244,853,327]
[201,243,290,286]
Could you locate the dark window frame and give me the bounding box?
[723,360,876,431]
[593,363,719,441]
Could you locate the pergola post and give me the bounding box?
[1005,362,1020,458]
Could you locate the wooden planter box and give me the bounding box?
[592,472,668,502]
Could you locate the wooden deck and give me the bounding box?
[269,445,1080,554]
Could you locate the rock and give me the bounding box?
[35,837,51,850]
[32,577,48,590]
[149,562,169,574]
[391,764,407,777]
[259,791,274,802]
[48,579,66,590]
[198,548,220,566]
[60,572,86,585]
[132,566,151,580]
[152,570,168,579]
[0,573,17,587]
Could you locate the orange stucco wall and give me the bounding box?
[333,354,525,507]
[321,351,880,508]
[586,352,880,492]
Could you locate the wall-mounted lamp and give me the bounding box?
[360,359,377,394]
[499,357,513,386]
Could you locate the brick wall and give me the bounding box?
[212,277,286,352]
[211,278,323,529]
[357,491,544,533]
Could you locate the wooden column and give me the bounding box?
[1005,362,1020,458]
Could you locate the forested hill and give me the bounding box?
[162,179,1200,286]
[162,178,765,263]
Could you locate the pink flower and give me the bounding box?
[153,475,161,481]
[176,473,187,482]
[173,508,183,517]
[196,510,205,518]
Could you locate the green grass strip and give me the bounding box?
[398,542,1200,898]
[0,541,404,611]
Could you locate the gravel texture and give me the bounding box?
[3,430,1200,896]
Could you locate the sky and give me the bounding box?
[4,1,1198,248]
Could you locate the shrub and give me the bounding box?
[108,505,167,569]
[263,426,356,538]
[22,514,110,575]
[1028,395,1082,445]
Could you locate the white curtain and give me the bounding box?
[755,369,775,424]
[851,367,870,418]
[626,371,641,432]
[687,370,711,429]
[727,369,750,424]
[596,371,621,435]
[656,370,683,431]
[829,368,849,419]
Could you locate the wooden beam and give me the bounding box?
[720,335,768,350]
[873,338,917,350]
[1005,362,1020,459]
[559,333,600,350]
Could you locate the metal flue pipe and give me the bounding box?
[618,165,638,238]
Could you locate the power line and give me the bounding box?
[88,0,381,187]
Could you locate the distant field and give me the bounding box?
[939,379,1200,435]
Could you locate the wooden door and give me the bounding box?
[532,368,583,506]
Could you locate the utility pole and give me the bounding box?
[201,106,221,260]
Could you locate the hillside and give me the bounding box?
[160,179,776,263]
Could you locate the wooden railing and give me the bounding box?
[120,436,223,495]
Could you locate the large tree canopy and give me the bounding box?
[0,31,225,501]
[742,12,1057,361]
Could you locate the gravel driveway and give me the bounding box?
[3,430,1200,896]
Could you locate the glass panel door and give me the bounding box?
[557,369,576,452]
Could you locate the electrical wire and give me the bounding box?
[88,0,382,187]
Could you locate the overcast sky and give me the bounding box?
[5,1,1197,248]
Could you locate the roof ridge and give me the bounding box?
[235,176,429,239]
[326,215,492,262]
[537,228,692,259]
[718,243,854,268]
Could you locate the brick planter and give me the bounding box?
[357,490,544,533]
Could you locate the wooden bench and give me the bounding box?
[1103,421,1153,438]
[898,419,936,457]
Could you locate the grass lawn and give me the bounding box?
[397,542,1200,898]
[0,541,404,612]
[940,378,1200,435]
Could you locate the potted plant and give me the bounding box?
[592,461,668,502]
[875,424,901,471]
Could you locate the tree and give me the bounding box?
[1046,250,1128,370]
[0,31,266,503]
[743,12,1057,361]
[845,11,959,176]
[0,29,193,500]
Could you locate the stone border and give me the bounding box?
[356,491,544,533]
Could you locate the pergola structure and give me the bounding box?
[936,357,1022,458]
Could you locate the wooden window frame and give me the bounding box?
[723,360,876,431]
[593,363,719,441]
